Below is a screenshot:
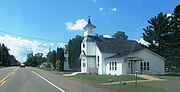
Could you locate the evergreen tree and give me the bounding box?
[67,35,83,69]
[142,5,180,72]
[56,47,64,71]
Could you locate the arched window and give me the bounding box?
[83,43,85,48]
[83,63,85,67]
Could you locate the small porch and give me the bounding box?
[125,57,143,74]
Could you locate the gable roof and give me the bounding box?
[106,48,166,60]
[80,50,96,58]
[94,37,143,54]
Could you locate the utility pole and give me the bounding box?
[135,70,138,87]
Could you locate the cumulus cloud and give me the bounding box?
[0,35,65,63]
[99,7,104,12]
[65,19,87,31]
[167,13,171,17]
[111,8,117,12]
[103,35,111,38]
[136,38,150,46]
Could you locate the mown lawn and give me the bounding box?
[69,74,145,84]
[69,74,180,92]
[106,75,180,92]
[106,81,168,92]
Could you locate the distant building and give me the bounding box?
[80,17,165,75]
[64,53,72,70]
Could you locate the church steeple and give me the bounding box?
[83,16,96,37]
[88,16,92,24]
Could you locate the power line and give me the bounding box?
[0,30,67,43]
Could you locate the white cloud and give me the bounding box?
[111,8,117,12]
[103,35,111,38]
[65,19,87,31]
[99,7,104,12]
[58,42,66,47]
[136,38,150,46]
[167,13,171,17]
[0,35,66,63]
[91,0,96,3]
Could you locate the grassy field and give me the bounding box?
[0,66,6,68]
[106,75,180,92]
[69,74,145,84]
[105,81,168,92]
[69,74,180,92]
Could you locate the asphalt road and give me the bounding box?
[0,67,119,92]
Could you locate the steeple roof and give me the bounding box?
[83,16,96,29]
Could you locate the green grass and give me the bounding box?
[0,66,6,68]
[38,67,74,75]
[157,75,180,80]
[106,75,180,92]
[70,74,145,84]
[106,81,168,92]
[51,71,74,75]
[69,74,180,92]
[38,67,52,71]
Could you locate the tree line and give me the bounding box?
[143,5,180,72]
[0,43,19,66]
[25,47,64,71]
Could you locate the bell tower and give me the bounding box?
[83,16,96,37]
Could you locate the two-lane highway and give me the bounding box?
[0,67,119,92]
[0,67,62,92]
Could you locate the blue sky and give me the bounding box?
[0,0,179,62]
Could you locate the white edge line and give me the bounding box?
[32,71,66,92]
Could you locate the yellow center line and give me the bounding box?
[0,67,18,86]
[0,81,6,86]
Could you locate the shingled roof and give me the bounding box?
[83,17,96,29]
[86,36,144,57]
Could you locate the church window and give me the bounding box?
[112,62,114,70]
[97,56,99,67]
[144,62,146,70]
[83,63,86,67]
[147,62,150,70]
[115,62,117,70]
[110,62,111,70]
[83,43,85,48]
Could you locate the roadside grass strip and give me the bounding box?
[0,68,18,86]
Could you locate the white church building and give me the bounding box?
[80,17,165,75]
